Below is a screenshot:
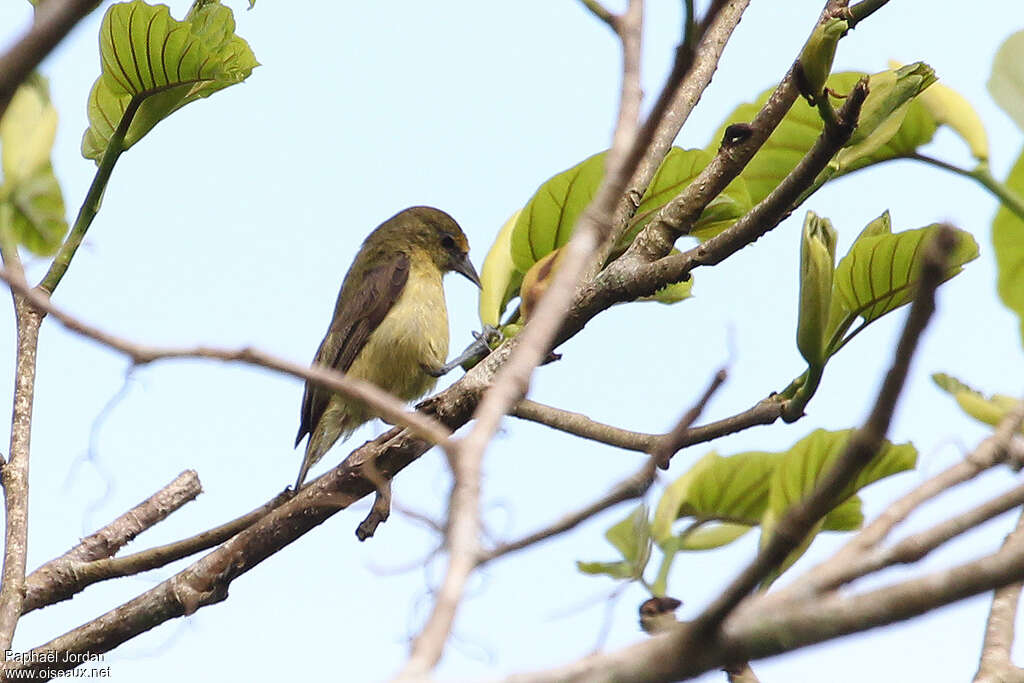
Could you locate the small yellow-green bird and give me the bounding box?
[294,206,480,490]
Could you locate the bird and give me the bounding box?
[293,206,480,490]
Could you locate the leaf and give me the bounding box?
[761,429,916,578]
[81,0,258,162]
[933,373,1023,432]
[989,29,1024,133]
[626,147,752,243]
[0,74,67,255]
[0,73,57,186]
[826,220,979,351]
[578,504,652,582]
[478,210,523,326]
[510,152,604,273]
[993,145,1024,345]
[797,18,848,101]
[642,277,694,305]
[833,63,937,172]
[917,79,989,161]
[707,72,937,205]
[652,450,781,544]
[767,429,916,524]
[1,164,67,256]
[606,504,652,568]
[576,560,635,580]
[511,148,753,273]
[797,211,837,366]
[675,522,752,551]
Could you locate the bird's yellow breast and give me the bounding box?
[344,251,449,407]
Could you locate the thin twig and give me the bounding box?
[577,0,618,30]
[479,461,657,566]
[650,368,727,468]
[511,399,658,451]
[481,366,727,565]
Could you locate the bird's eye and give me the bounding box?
[441,234,457,250]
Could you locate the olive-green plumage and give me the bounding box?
[294,206,479,490]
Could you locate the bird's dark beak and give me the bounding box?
[452,253,481,288]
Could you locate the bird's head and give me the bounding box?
[380,206,480,288]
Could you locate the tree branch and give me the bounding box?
[0,297,41,654]
[21,476,294,615]
[0,0,103,120]
[577,0,618,31]
[975,508,1024,683]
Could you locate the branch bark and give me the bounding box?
[0,0,102,120]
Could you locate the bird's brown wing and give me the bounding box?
[295,252,410,447]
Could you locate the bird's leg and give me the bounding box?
[423,325,501,377]
[356,458,392,541]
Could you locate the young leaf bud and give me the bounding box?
[797,211,838,366]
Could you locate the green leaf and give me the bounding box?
[511,148,753,274]
[0,74,67,255]
[824,495,863,531]
[797,18,848,102]
[578,504,652,582]
[767,429,916,524]
[652,450,781,544]
[933,373,1023,432]
[627,147,752,243]
[478,210,523,326]
[511,152,604,273]
[643,278,694,305]
[0,164,67,256]
[989,29,1024,133]
[1,73,57,186]
[676,522,752,551]
[707,72,937,205]
[576,560,635,580]
[606,504,652,568]
[833,63,937,172]
[917,79,989,161]
[826,220,979,354]
[993,145,1024,345]
[761,429,916,579]
[81,0,258,162]
[797,211,837,366]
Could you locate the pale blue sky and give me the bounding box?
[1,1,1023,681]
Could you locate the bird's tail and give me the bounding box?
[293,413,350,491]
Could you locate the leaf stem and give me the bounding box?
[909,153,1024,224]
[37,95,143,295]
